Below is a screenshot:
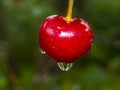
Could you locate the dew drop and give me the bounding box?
[57,62,73,71]
[39,47,46,54]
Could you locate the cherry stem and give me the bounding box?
[65,0,74,22]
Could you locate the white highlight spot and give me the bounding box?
[46,15,57,19]
[46,28,54,35]
[57,26,61,29]
[81,19,90,32]
[85,28,89,32]
[90,39,93,42]
[59,31,74,37]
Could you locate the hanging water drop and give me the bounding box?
[39,47,46,54]
[57,62,73,71]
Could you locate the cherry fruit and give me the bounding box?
[39,0,94,71]
[39,15,93,62]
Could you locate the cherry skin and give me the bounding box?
[39,15,94,63]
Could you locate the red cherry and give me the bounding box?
[39,15,94,63]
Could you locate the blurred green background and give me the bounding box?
[0,0,120,90]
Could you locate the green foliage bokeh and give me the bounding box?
[0,0,120,90]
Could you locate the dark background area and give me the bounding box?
[0,0,120,90]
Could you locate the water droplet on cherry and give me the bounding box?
[57,62,73,71]
[39,47,46,54]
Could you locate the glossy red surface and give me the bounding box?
[39,15,94,63]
